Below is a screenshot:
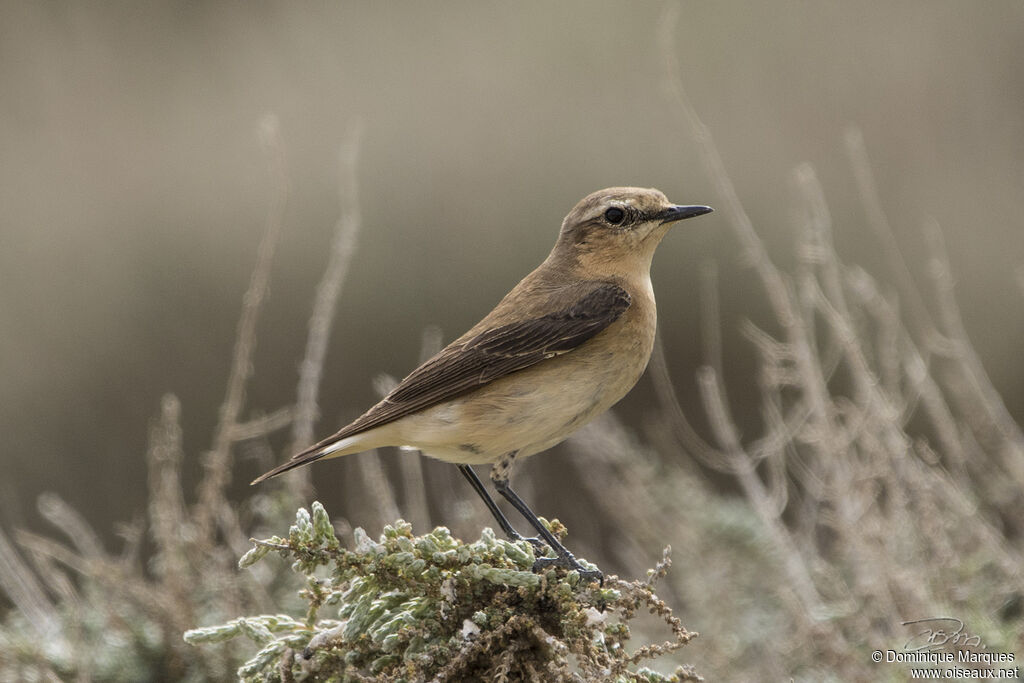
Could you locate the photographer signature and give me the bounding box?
[902,617,985,652]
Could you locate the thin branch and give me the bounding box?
[844,126,946,349]
[696,365,829,620]
[648,331,733,473]
[845,266,968,475]
[396,326,443,533]
[358,452,402,530]
[230,406,295,442]
[289,122,365,502]
[921,218,1024,459]
[698,260,723,380]
[14,529,91,577]
[36,492,104,561]
[197,113,289,539]
[0,525,60,640]
[147,394,190,588]
[659,2,795,329]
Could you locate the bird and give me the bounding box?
[253,187,713,581]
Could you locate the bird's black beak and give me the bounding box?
[658,204,714,224]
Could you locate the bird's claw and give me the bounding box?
[522,537,548,553]
[532,555,604,585]
[500,521,602,585]
[506,531,548,554]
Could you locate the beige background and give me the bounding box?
[2,1,1023,570]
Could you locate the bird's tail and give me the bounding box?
[250,432,367,484]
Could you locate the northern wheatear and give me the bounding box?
[254,187,712,580]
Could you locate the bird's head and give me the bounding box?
[555,187,712,275]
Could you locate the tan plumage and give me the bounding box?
[252,187,712,578]
[254,187,710,481]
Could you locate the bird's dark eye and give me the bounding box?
[604,207,625,225]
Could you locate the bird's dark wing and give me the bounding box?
[384,281,631,404]
[265,282,630,473]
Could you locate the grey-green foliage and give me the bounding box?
[185,502,699,682]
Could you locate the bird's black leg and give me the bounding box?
[457,464,544,552]
[490,452,603,583]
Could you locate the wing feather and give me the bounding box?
[276,282,630,469]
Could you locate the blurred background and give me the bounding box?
[2,1,1023,679]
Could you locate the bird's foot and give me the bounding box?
[532,554,603,585]
[505,530,548,554]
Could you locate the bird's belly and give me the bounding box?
[394,336,651,465]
